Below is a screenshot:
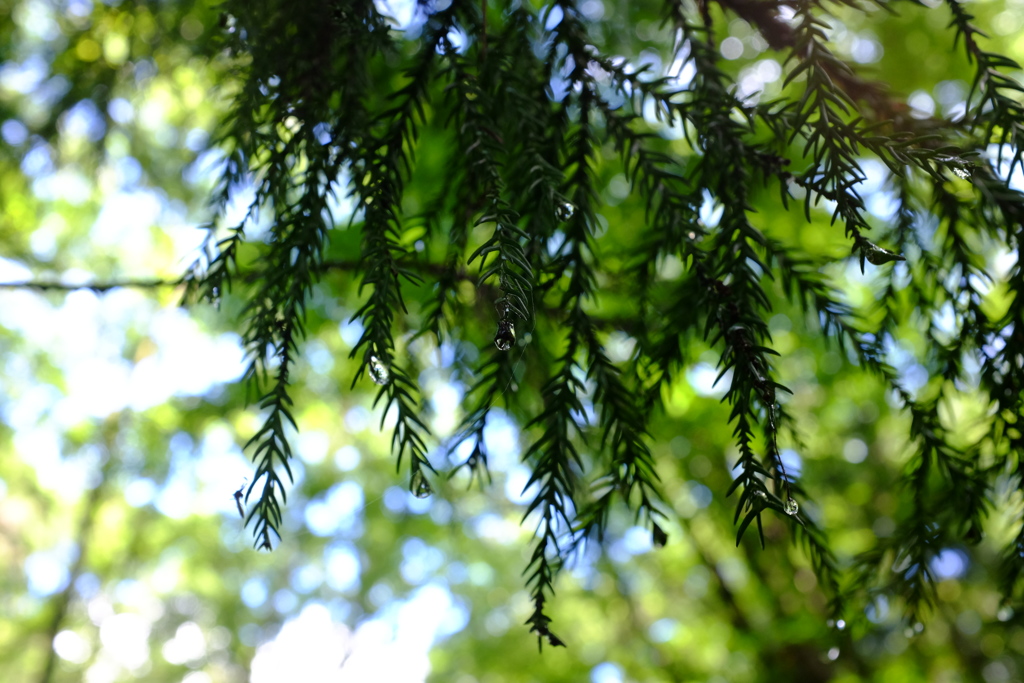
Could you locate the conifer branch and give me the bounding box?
[519,80,602,650]
[442,9,543,485]
[348,7,462,489]
[160,0,1024,642]
[185,0,397,545]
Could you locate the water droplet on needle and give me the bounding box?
[368,355,390,385]
[494,320,516,351]
[555,201,575,221]
[785,498,799,515]
[410,470,432,499]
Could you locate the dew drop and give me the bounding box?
[752,490,768,500]
[410,470,432,499]
[368,355,390,385]
[494,320,516,351]
[555,201,576,221]
[836,619,846,631]
[827,647,840,661]
[784,498,799,515]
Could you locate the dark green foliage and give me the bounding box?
[183,0,1024,645]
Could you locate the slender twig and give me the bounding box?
[0,260,460,294]
[0,278,182,292]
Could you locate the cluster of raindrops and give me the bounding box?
[750,488,799,516]
[410,469,432,499]
[937,154,972,180]
[368,354,390,385]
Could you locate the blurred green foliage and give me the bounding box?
[4,0,1024,682]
